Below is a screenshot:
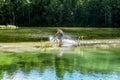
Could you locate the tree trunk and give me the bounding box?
[108,6,112,27]
[12,12,15,25]
[59,4,63,26]
[105,6,112,27]
[28,7,31,26]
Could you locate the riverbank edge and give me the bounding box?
[0,39,120,48]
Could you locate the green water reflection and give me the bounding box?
[0,44,120,80]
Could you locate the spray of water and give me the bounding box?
[49,35,77,47]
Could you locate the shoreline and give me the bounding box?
[0,39,120,48]
[0,39,119,53]
[78,39,120,45]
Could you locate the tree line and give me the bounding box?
[0,0,119,27]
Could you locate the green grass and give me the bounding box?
[0,27,120,42]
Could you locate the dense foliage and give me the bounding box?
[0,0,120,27]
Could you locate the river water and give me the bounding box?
[0,43,120,80]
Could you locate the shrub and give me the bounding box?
[0,25,17,29]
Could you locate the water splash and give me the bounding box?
[49,35,77,47]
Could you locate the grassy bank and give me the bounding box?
[0,27,120,42]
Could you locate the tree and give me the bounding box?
[0,0,119,27]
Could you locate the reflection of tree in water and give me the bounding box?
[0,64,19,79]
[55,57,65,80]
[19,62,35,73]
[0,70,4,79]
[66,58,75,74]
[55,53,78,79]
[0,47,120,79]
